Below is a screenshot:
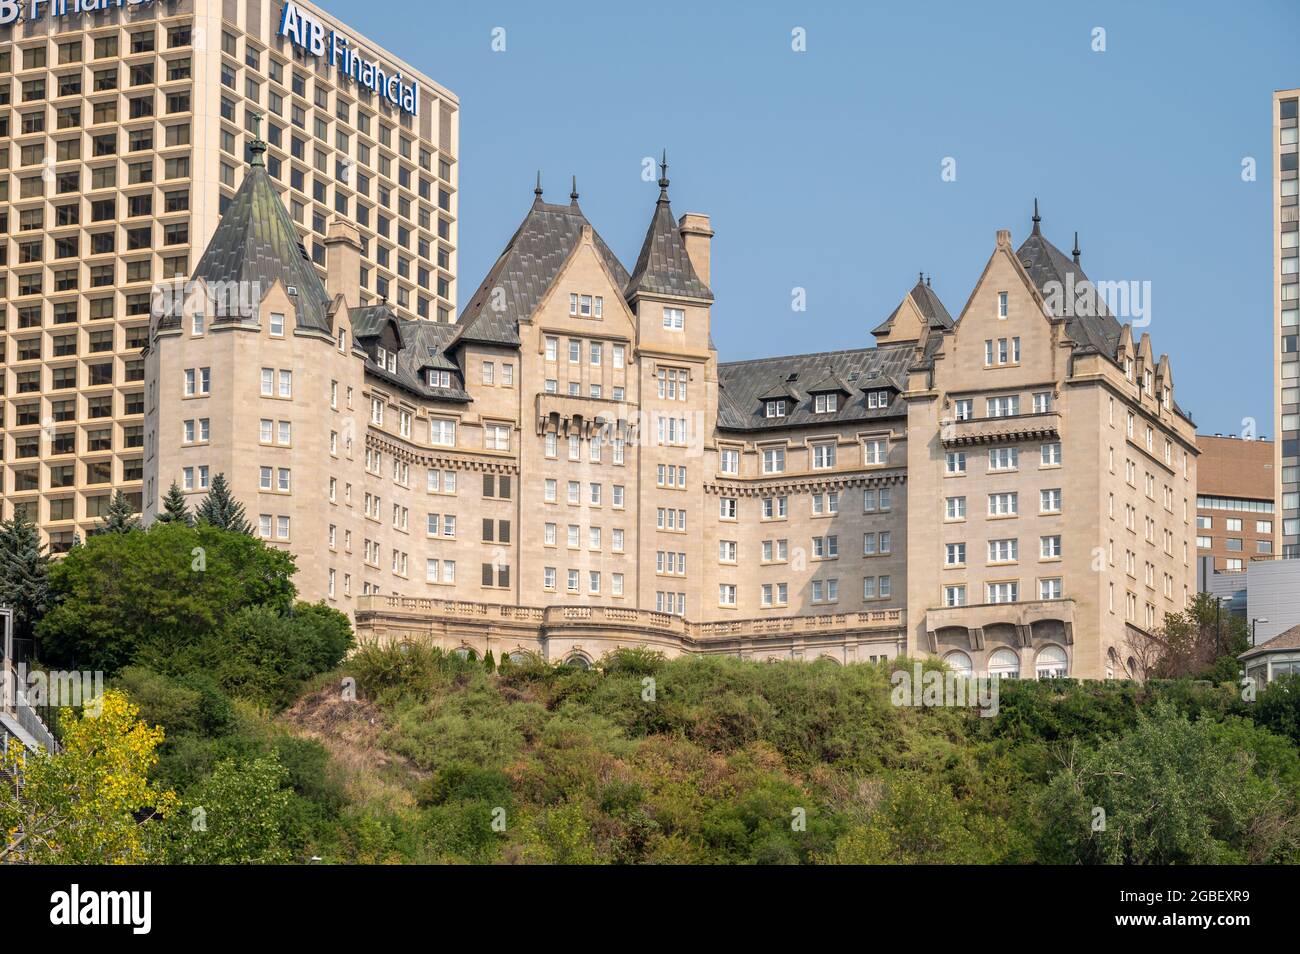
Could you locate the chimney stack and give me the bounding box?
[679,212,714,289]
[323,217,362,305]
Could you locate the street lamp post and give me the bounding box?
[1252,617,1269,646]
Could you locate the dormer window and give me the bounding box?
[814,393,839,413]
[337,328,347,351]
[1125,358,1134,381]
[269,312,285,337]
[427,369,450,388]
[997,291,1008,318]
[1143,370,1152,393]
[375,346,396,373]
[765,400,786,419]
[663,307,684,330]
[866,390,890,409]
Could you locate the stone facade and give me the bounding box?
[146,150,1198,677]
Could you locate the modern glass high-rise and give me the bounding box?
[0,0,458,549]
[1274,88,1299,557]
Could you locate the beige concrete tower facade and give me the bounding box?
[1,0,457,549]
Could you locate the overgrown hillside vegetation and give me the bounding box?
[282,647,1300,865]
[3,505,1299,864]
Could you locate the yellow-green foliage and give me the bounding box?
[320,647,1300,865]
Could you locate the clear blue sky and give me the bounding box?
[328,0,1298,437]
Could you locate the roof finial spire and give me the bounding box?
[926,274,932,288]
[918,270,924,285]
[248,111,267,167]
[570,174,579,204]
[534,171,543,199]
[658,149,670,201]
[1031,197,1041,235]
[1072,231,1081,264]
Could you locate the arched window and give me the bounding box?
[943,650,974,677]
[507,650,530,664]
[987,648,1019,679]
[453,646,476,661]
[1035,644,1068,679]
[563,654,590,670]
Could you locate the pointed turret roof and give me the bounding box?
[454,179,629,348]
[624,153,713,302]
[189,137,333,334]
[1015,205,1123,359]
[872,274,954,336]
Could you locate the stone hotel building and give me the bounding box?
[1,0,458,550]
[144,140,1199,678]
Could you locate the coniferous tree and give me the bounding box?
[156,482,193,527]
[0,509,50,645]
[482,649,496,673]
[100,490,140,534]
[195,474,252,534]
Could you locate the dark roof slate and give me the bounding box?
[625,189,713,302]
[453,198,629,348]
[190,149,334,335]
[872,277,954,335]
[716,344,913,431]
[1016,227,1123,359]
[359,306,470,402]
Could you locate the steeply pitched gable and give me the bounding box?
[454,187,629,348]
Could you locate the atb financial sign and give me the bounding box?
[0,0,166,27]
[278,0,419,117]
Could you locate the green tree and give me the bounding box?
[1251,674,1300,747]
[483,649,496,672]
[38,522,297,673]
[1038,702,1300,864]
[201,602,353,707]
[822,774,1014,864]
[0,690,178,864]
[0,508,50,645]
[167,756,293,864]
[195,473,252,534]
[156,482,194,527]
[99,489,140,534]
[1134,593,1250,680]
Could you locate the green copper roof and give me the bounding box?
[190,142,334,335]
